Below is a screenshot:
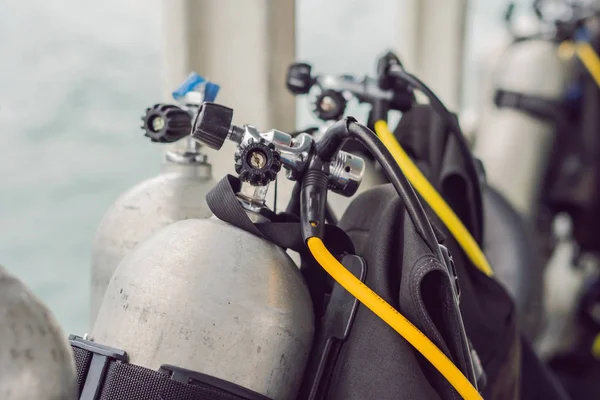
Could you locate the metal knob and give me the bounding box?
[328,151,365,197]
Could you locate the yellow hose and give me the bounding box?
[592,333,600,359]
[560,41,600,89]
[374,120,494,277]
[307,237,482,400]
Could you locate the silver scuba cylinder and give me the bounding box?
[91,102,365,400]
[473,37,570,220]
[90,74,217,326]
[91,216,314,400]
[0,265,77,400]
[89,140,214,325]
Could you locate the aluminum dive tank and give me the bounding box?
[91,216,314,400]
[473,38,570,220]
[90,145,215,326]
[0,265,77,400]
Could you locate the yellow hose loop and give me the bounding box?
[560,41,600,89]
[307,237,483,400]
[373,120,494,277]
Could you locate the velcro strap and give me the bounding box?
[70,337,271,400]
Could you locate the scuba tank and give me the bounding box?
[90,73,217,325]
[0,265,77,399]
[472,25,570,221]
[85,103,365,400]
[468,4,542,143]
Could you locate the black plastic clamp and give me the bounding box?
[69,335,128,400]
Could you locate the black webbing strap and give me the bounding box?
[205,175,354,256]
[494,89,565,122]
[70,336,271,400]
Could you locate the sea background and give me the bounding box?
[0,0,525,335]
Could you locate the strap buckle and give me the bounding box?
[69,335,128,400]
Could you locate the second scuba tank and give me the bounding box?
[473,37,570,220]
[0,265,77,400]
[90,74,217,325]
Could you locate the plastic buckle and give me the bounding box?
[68,335,128,400]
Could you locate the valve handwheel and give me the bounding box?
[235,138,282,186]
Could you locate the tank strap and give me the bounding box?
[494,89,566,122]
[206,174,355,255]
[69,335,272,400]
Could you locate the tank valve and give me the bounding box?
[142,104,192,143]
[285,51,413,124]
[235,138,282,186]
[192,102,365,198]
[141,72,221,155]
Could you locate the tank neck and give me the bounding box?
[236,182,272,222]
[162,136,210,165]
[160,159,212,178]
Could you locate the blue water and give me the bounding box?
[0,0,515,335]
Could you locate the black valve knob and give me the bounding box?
[376,51,403,91]
[313,90,347,121]
[191,102,234,150]
[234,138,282,186]
[142,104,192,143]
[286,63,315,95]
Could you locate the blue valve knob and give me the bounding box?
[204,81,221,102]
[172,72,221,102]
[172,72,206,100]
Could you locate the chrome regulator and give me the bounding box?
[191,102,365,219]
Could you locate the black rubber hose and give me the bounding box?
[392,69,484,240]
[286,181,339,226]
[317,118,440,255]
